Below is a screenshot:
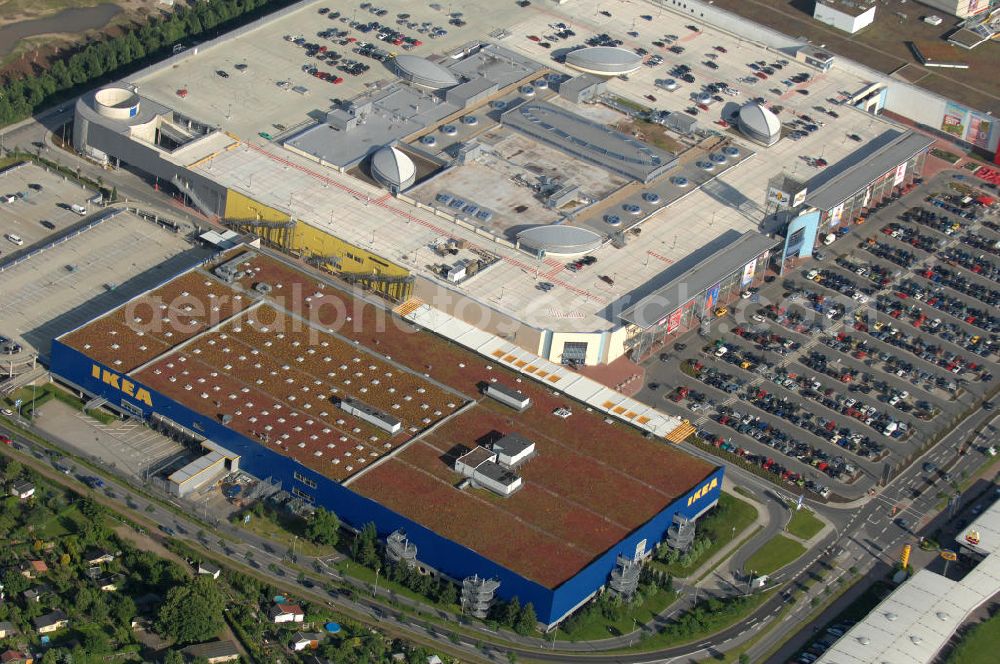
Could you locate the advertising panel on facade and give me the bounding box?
[941,101,968,139]
[666,307,684,333]
[793,188,808,207]
[741,261,756,287]
[892,162,907,187]
[967,111,993,150]
[861,185,872,209]
[704,282,722,313]
[829,202,845,228]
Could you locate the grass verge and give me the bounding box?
[652,491,758,577]
[945,607,1000,663]
[786,508,824,541]
[557,588,679,641]
[743,535,806,576]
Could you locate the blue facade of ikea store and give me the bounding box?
[50,338,724,625]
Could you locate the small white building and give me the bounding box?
[268,603,305,624]
[483,383,531,411]
[198,561,222,579]
[455,447,523,496]
[813,0,876,34]
[492,433,535,468]
[9,481,35,500]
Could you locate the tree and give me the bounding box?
[3,459,22,481]
[739,654,750,664]
[156,576,225,644]
[305,507,340,547]
[437,580,457,606]
[352,522,379,567]
[163,651,186,664]
[515,602,537,635]
[503,597,521,628]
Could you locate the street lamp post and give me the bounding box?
[373,565,381,598]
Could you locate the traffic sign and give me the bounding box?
[941,550,958,561]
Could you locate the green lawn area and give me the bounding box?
[946,608,1000,663]
[34,504,91,539]
[6,383,118,424]
[743,535,806,576]
[234,506,335,558]
[619,591,772,653]
[653,491,758,577]
[558,588,678,641]
[786,508,824,541]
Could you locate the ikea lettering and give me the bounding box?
[687,477,719,507]
[91,364,152,407]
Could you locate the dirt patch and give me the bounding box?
[114,525,192,572]
[614,118,686,154]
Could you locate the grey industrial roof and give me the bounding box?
[181,640,241,658]
[565,46,643,75]
[486,382,529,402]
[501,101,675,182]
[516,225,604,255]
[816,499,1000,664]
[804,130,934,211]
[559,73,607,96]
[620,231,780,328]
[494,433,534,456]
[457,446,496,469]
[476,460,520,486]
[393,55,460,89]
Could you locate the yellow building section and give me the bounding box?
[224,189,291,223]
[292,222,413,302]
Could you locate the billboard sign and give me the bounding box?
[829,203,845,228]
[793,188,808,207]
[967,111,993,150]
[941,101,968,139]
[940,550,958,561]
[666,307,684,334]
[741,260,756,287]
[966,529,981,546]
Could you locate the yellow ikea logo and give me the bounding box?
[687,477,719,507]
[91,364,153,407]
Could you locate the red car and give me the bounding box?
[527,35,541,42]
[0,435,11,445]
[754,71,768,79]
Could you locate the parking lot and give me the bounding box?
[34,399,187,481]
[0,209,207,359]
[639,171,1000,500]
[136,0,520,141]
[0,161,98,253]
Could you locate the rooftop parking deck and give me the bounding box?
[160,0,902,336]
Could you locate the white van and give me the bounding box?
[70,204,87,216]
[5,233,24,246]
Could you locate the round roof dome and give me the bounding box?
[517,225,604,256]
[371,146,416,191]
[565,47,642,76]
[393,55,460,89]
[737,103,781,147]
